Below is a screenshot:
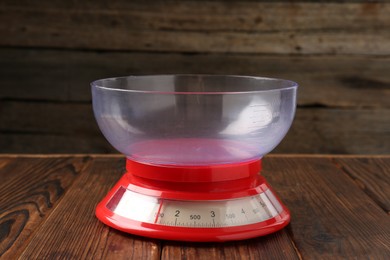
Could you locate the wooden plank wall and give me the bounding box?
[0,0,389,154]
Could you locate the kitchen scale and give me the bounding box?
[92,75,297,242]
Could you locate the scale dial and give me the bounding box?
[107,186,284,228]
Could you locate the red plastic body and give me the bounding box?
[95,159,290,242]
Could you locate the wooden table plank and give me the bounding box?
[333,157,390,213]
[0,1,388,54]
[1,49,389,108]
[1,100,388,154]
[18,157,161,259]
[275,108,390,155]
[0,156,90,258]
[262,157,390,259]
[1,48,388,155]
[0,133,117,154]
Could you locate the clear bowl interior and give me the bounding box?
[92,75,297,166]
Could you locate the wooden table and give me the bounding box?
[1,155,389,259]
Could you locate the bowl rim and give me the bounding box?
[91,74,298,95]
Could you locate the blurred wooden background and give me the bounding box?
[0,0,389,154]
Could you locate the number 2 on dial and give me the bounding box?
[175,210,180,217]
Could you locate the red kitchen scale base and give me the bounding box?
[96,159,290,242]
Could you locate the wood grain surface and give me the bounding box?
[262,157,390,259]
[0,48,389,154]
[0,0,388,155]
[0,0,390,154]
[0,1,388,54]
[18,157,161,259]
[334,157,390,213]
[1,49,388,107]
[0,156,90,258]
[1,155,389,259]
[1,100,388,154]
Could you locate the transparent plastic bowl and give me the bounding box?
[92,75,297,165]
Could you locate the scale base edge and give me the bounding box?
[96,174,290,242]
